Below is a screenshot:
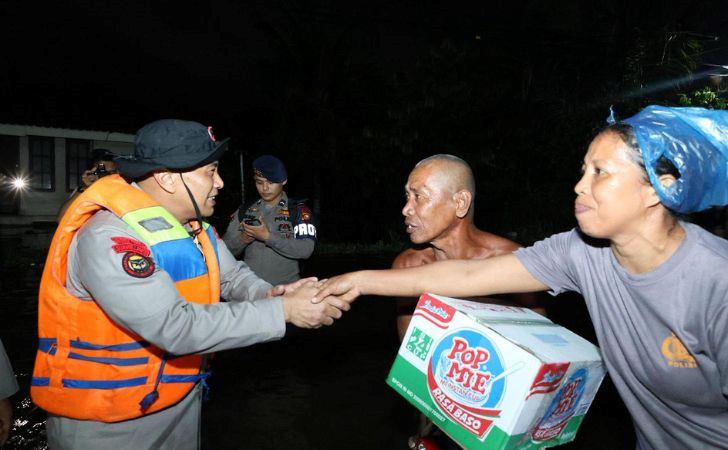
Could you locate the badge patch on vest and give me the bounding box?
[111,237,155,278]
[300,205,312,221]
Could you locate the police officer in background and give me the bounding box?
[223,155,317,285]
[57,148,118,219]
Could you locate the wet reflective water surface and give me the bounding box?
[0,232,634,449]
[1,230,52,450]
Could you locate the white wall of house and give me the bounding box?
[0,124,135,224]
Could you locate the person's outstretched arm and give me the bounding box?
[315,253,548,304]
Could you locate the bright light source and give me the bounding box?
[11,177,27,191]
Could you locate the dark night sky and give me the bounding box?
[3,0,727,131]
[2,1,273,131]
[3,1,404,130]
[2,0,727,240]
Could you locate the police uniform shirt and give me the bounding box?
[223,192,316,285]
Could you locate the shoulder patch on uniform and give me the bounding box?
[299,205,312,221]
[122,253,155,278]
[111,237,155,278]
[111,237,151,257]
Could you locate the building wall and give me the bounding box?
[0,124,134,224]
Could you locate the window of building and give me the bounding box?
[66,139,92,191]
[29,136,55,191]
[28,136,56,191]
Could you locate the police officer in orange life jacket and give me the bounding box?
[32,120,348,449]
[223,155,317,285]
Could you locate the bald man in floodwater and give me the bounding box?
[394,155,543,341]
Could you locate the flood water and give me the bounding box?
[0,232,635,449]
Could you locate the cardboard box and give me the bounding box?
[387,293,605,449]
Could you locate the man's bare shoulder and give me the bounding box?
[392,247,437,269]
[476,230,522,252]
[471,229,523,255]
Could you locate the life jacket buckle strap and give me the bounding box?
[139,353,169,411]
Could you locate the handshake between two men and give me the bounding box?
[270,272,375,329]
[268,276,352,329]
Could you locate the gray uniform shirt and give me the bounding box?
[223,192,316,285]
[515,222,728,450]
[47,208,287,450]
[0,338,18,399]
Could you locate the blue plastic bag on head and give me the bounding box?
[622,105,728,213]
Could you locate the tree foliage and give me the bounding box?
[678,86,728,109]
[214,0,726,244]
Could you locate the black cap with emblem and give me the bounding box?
[116,119,229,179]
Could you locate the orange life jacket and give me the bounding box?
[31,174,220,422]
